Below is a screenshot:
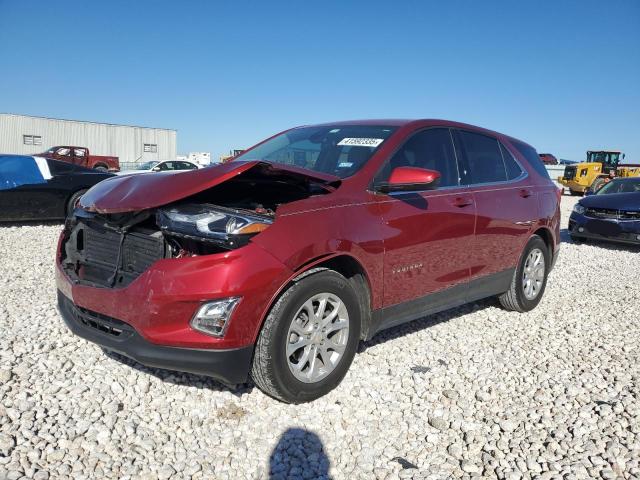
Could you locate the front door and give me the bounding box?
[375,128,476,314]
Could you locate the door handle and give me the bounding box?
[451,196,473,208]
[519,189,533,198]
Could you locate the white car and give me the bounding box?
[118,160,201,175]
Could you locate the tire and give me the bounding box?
[94,165,108,172]
[570,190,582,196]
[66,189,87,217]
[250,269,361,403]
[498,235,550,313]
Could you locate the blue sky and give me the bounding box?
[1,0,638,162]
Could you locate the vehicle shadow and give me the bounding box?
[102,349,255,397]
[560,227,640,252]
[269,428,331,480]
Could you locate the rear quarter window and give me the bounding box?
[499,143,524,180]
[510,140,550,179]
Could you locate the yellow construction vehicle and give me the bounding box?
[558,150,640,195]
[219,149,245,163]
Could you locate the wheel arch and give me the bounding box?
[532,226,554,260]
[256,253,374,343]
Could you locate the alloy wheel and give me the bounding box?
[522,248,545,300]
[286,293,350,383]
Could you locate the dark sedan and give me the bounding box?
[0,155,113,222]
[569,177,640,245]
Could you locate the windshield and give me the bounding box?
[587,151,620,165]
[597,178,640,195]
[138,161,159,170]
[234,125,397,178]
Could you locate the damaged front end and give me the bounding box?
[60,161,337,288]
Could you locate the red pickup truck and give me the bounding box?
[40,146,120,172]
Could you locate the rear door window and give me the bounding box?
[457,130,507,184]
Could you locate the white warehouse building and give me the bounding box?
[0,113,177,165]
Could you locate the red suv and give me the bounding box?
[57,120,561,403]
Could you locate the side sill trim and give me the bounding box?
[367,268,514,340]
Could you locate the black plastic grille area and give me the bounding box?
[585,207,640,220]
[585,207,619,219]
[61,294,134,339]
[78,224,166,288]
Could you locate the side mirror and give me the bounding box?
[151,166,160,172]
[377,167,441,193]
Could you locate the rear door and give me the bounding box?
[376,128,476,314]
[453,129,535,284]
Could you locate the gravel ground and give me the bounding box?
[1,196,639,480]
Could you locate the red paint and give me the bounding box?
[40,146,120,172]
[387,166,440,187]
[57,119,561,352]
[79,160,340,213]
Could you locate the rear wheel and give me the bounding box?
[94,165,108,172]
[66,189,87,217]
[250,270,361,403]
[499,235,549,312]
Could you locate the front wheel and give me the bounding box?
[250,270,361,403]
[499,235,550,312]
[94,165,108,172]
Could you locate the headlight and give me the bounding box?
[573,203,585,215]
[157,204,272,248]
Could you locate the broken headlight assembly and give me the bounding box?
[156,204,273,249]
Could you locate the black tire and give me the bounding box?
[66,189,87,217]
[250,269,361,403]
[570,190,582,196]
[498,235,550,313]
[94,165,108,172]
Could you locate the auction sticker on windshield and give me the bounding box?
[337,138,384,147]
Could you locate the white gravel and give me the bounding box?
[1,196,639,479]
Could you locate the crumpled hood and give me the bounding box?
[80,160,340,214]
[580,192,640,211]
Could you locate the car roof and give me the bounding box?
[305,119,534,150]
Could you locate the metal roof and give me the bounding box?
[0,113,176,132]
